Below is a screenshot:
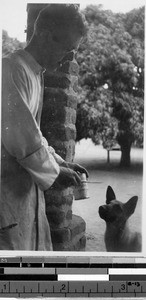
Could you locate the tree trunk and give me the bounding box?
[117,130,134,168]
[120,143,132,168]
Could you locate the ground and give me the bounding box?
[73,139,143,252]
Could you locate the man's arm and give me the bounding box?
[2,57,86,191]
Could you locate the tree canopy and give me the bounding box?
[76,5,144,166]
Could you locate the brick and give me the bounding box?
[53,242,74,251]
[52,218,72,230]
[44,88,78,109]
[42,105,76,124]
[46,204,72,224]
[46,202,72,217]
[50,214,86,251]
[66,209,72,220]
[39,136,75,162]
[65,107,76,124]
[63,204,72,217]
[70,215,86,239]
[73,233,86,251]
[46,206,66,226]
[58,61,79,75]
[51,228,71,243]
[50,107,76,124]
[67,94,78,109]
[45,187,73,199]
[65,124,76,140]
[80,235,86,250]
[73,236,84,251]
[41,106,77,128]
[44,72,71,89]
[45,190,73,206]
[42,123,76,141]
[46,200,73,228]
[53,233,86,251]
[49,139,75,161]
[72,78,79,93]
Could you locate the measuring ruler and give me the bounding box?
[0,256,146,297]
[0,280,146,297]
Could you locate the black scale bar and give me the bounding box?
[112,264,136,268]
[0,274,57,281]
[0,263,20,268]
[22,263,42,268]
[112,264,146,268]
[44,263,66,268]
[0,263,146,268]
[67,263,90,268]
[136,264,146,268]
[90,264,112,268]
[110,275,146,281]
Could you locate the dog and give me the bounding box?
[98,186,142,252]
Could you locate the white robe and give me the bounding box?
[1,49,64,250]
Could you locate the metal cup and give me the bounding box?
[74,173,89,200]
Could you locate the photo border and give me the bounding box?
[0,0,145,259]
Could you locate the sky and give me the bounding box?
[0,0,145,42]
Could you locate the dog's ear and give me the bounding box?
[106,186,116,204]
[124,196,138,217]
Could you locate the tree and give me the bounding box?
[2,30,25,56]
[76,5,144,167]
[76,87,118,150]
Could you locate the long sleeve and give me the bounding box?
[42,137,65,165]
[2,56,60,191]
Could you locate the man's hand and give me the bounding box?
[61,162,89,179]
[51,166,82,189]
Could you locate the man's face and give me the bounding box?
[42,28,82,70]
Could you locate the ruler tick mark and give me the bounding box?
[112,285,114,297]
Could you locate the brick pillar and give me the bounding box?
[26,4,86,251]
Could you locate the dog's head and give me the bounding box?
[98,186,138,224]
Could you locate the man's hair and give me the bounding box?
[34,4,87,38]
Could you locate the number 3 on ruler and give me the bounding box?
[121,284,126,291]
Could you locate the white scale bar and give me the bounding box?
[109,268,146,275]
[58,274,109,281]
[4,268,55,274]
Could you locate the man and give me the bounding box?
[1,4,88,250]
